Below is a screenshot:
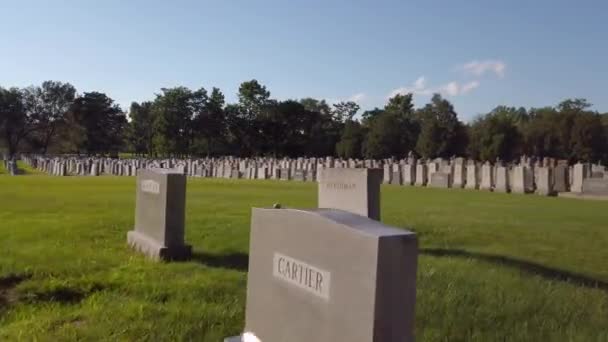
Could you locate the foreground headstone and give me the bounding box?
[429,172,451,188]
[318,168,382,221]
[227,208,418,342]
[127,169,191,260]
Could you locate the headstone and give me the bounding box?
[227,208,417,342]
[536,167,554,196]
[494,166,510,193]
[452,158,465,188]
[511,166,533,194]
[318,168,382,221]
[280,168,291,181]
[465,161,478,190]
[553,164,569,193]
[402,163,416,186]
[414,164,427,186]
[429,172,451,188]
[480,162,493,191]
[571,163,588,193]
[127,169,191,260]
[390,170,402,185]
[582,178,608,196]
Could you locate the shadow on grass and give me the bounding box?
[21,283,106,305]
[421,248,608,291]
[0,273,32,311]
[191,251,249,272]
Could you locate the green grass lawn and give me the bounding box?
[1,176,607,341]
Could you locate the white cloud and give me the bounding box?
[347,92,367,103]
[461,80,480,93]
[460,59,506,78]
[389,77,480,98]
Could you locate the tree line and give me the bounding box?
[1,80,607,163]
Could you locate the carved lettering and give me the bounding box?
[141,180,160,194]
[273,253,331,300]
[325,182,356,190]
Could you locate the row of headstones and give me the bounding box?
[129,167,415,341]
[19,155,608,196]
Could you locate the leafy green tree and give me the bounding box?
[68,92,127,155]
[336,120,364,158]
[0,87,30,157]
[468,107,523,161]
[21,81,76,154]
[332,101,360,122]
[238,80,271,119]
[415,94,466,158]
[152,87,208,157]
[569,112,606,162]
[127,101,155,156]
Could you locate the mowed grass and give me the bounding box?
[0,176,607,341]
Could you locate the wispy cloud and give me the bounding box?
[460,59,506,78]
[389,77,480,98]
[347,92,367,103]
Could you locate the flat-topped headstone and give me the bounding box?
[318,168,382,221]
[230,208,417,342]
[582,178,608,196]
[127,168,191,260]
[429,171,451,188]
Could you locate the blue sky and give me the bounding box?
[1,0,606,120]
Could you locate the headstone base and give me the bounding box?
[127,230,192,261]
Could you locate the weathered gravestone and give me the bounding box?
[582,178,608,196]
[127,169,191,260]
[494,166,510,193]
[429,171,451,188]
[318,168,382,221]
[226,208,418,342]
[536,167,554,196]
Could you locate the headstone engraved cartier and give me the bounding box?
[127,168,191,260]
[318,168,382,221]
[226,208,418,342]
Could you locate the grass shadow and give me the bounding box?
[0,273,32,311]
[191,251,249,272]
[23,283,106,305]
[421,248,608,291]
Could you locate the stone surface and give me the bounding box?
[582,178,608,196]
[415,164,427,186]
[429,172,451,188]
[240,208,418,342]
[553,164,569,193]
[465,162,478,190]
[571,163,588,193]
[494,166,510,193]
[127,168,191,261]
[536,167,554,196]
[480,163,493,191]
[318,168,382,221]
[511,166,533,194]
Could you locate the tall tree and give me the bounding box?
[415,94,466,158]
[336,119,364,158]
[467,107,523,161]
[0,87,31,157]
[21,81,76,154]
[332,101,360,122]
[127,101,155,156]
[68,92,127,155]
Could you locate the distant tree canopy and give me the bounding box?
[1,81,607,163]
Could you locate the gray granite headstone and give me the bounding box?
[582,178,608,196]
[127,168,191,261]
[429,171,451,188]
[227,208,417,342]
[318,168,382,221]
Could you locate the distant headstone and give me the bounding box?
[465,161,478,190]
[390,170,402,185]
[429,172,451,188]
[511,165,533,194]
[318,168,382,221]
[536,167,554,196]
[127,169,191,260]
[553,164,569,193]
[452,158,465,188]
[402,163,416,186]
[480,162,493,191]
[414,164,427,186]
[571,163,588,193]
[494,166,510,193]
[226,208,417,342]
[582,178,608,196]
